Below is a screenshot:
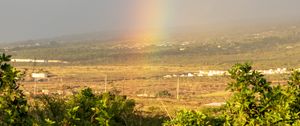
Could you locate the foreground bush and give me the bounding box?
[31,88,135,126]
[0,54,32,125]
[224,63,299,125]
[68,88,135,125]
[31,94,67,125]
[288,70,300,120]
[163,110,210,126]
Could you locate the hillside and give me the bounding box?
[2,24,300,69]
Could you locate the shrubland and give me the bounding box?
[7,25,300,68]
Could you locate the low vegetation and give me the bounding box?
[1,53,300,125]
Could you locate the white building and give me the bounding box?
[187,73,194,77]
[163,75,172,78]
[32,73,47,78]
[32,73,48,81]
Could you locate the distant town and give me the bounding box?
[163,67,297,78]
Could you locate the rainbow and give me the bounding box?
[126,1,171,43]
[118,1,174,65]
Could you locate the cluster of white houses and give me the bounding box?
[11,59,68,63]
[257,68,289,75]
[163,68,294,78]
[163,70,227,78]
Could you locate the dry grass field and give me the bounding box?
[15,65,289,117]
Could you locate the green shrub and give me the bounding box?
[156,90,172,98]
[224,63,298,125]
[164,110,210,126]
[287,70,300,122]
[93,92,135,125]
[31,88,136,126]
[201,107,225,126]
[0,54,32,125]
[31,94,66,126]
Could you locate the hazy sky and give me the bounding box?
[0,0,300,42]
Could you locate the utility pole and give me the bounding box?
[60,77,63,90]
[122,76,125,96]
[32,57,37,73]
[34,80,37,96]
[177,77,180,100]
[104,75,107,93]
